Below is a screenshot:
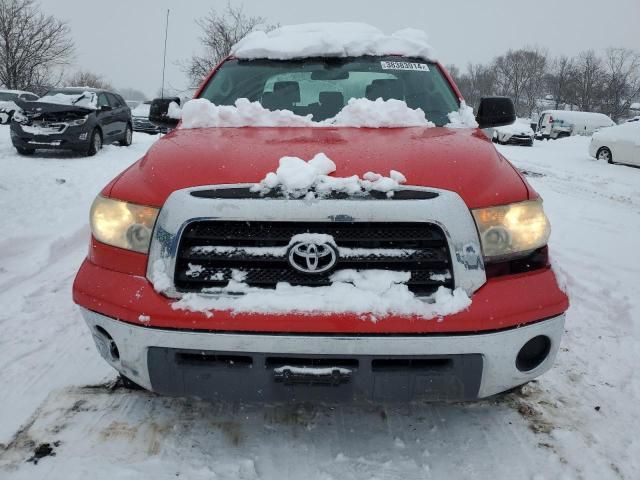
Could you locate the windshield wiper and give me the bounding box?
[71,93,88,105]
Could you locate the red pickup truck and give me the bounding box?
[73,26,568,402]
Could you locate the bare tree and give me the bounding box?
[454,63,498,109]
[0,0,74,92]
[600,47,640,121]
[185,3,275,86]
[445,64,461,83]
[67,70,113,90]
[521,47,548,117]
[546,56,579,109]
[575,50,604,112]
[494,48,547,117]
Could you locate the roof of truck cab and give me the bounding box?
[0,89,37,95]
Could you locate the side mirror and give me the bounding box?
[100,105,113,112]
[149,97,181,130]
[475,97,516,128]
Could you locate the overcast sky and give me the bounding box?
[41,0,639,99]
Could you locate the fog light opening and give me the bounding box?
[95,325,120,361]
[516,335,551,372]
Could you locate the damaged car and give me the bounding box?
[0,89,39,124]
[10,87,132,156]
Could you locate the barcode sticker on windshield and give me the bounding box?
[380,61,429,71]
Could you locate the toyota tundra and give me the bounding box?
[73,24,568,402]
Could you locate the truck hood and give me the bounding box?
[107,127,532,209]
[15,99,94,116]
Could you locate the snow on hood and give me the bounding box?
[332,98,432,127]
[131,103,151,117]
[231,22,435,62]
[593,121,640,143]
[446,101,478,128]
[251,152,408,198]
[179,97,434,129]
[495,118,534,136]
[180,98,313,128]
[38,91,97,110]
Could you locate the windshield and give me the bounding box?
[0,92,19,101]
[40,90,98,109]
[199,56,460,126]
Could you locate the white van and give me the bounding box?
[537,110,615,139]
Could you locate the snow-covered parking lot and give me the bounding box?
[0,128,638,479]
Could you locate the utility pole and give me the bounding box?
[161,9,170,98]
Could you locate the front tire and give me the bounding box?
[119,124,133,147]
[16,147,35,155]
[87,128,103,156]
[597,147,613,164]
[118,374,144,390]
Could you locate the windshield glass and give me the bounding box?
[0,92,19,101]
[40,90,98,109]
[199,56,459,126]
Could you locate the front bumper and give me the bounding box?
[82,307,565,401]
[132,117,161,134]
[10,124,91,151]
[505,136,534,146]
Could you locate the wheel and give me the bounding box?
[596,147,613,164]
[87,128,102,156]
[119,124,133,146]
[16,147,35,155]
[118,374,144,390]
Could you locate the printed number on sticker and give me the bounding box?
[380,61,429,72]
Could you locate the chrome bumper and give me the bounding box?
[81,308,565,400]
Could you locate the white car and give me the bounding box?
[589,122,640,166]
[538,110,615,139]
[0,89,39,124]
[487,118,534,146]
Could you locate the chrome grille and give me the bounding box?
[174,221,454,295]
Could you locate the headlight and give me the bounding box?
[472,199,550,261]
[68,115,88,126]
[12,110,27,124]
[90,196,159,253]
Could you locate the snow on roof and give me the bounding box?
[495,118,534,135]
[231,22,436,61]
[631,102,640,111]
[540,110,615,126]
[0,89,35,95]
[593,120,640,142]
[179,97,434,129]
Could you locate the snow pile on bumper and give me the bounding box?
[168,268,471,320]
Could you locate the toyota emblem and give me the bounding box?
[287,241,338,274]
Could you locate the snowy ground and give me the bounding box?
[0,129,638,479]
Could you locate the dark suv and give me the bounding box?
[10,88,132,156]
